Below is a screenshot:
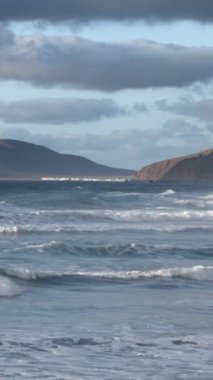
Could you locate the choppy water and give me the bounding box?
[0,180,213,379]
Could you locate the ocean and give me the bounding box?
[0,180,213,379]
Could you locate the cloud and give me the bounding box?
[0,0,213,23]
[1,120,212,169]
[158,97,213,122]
[133,102,148,113]
[154,119,210,145]
[1,29,213,91]
[0,97,127,124]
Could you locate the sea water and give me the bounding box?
[0,180,213,379]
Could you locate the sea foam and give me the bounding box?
[0,276,22,297]
[160,189,176,196]
[2,265,213,283]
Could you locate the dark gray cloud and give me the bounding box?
[1,29,213,91]
[0,0,213,23]
[0,98,127,124]
[158,97,213,122]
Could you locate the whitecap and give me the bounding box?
[202,193,213,200]
[26,241,58,250]
[0,276,22,297]
[41,177,126,182]
[3,265,213,283]
[4,268,40,281]
[0,226,18,233]
[160,189,176,196]
[0,222,211,234]
[74,265,213,281]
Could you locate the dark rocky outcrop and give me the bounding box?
[136,149,213,182]
[0,139,135,179]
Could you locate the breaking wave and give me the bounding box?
[30,208,213,221]
[0,276,22,297]
[160,189,176,196]
[202,193,213,200]
[1,265,213,284]
[0,226,19,233]
[26,241,145,257]
[0,223,212,234]
[24,241,213,258]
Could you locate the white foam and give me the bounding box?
[3,267,74,281]
[29,208,213,221]
[4,265,213,282]
[41,177,127,182]
[0,276,22,297]
[103,192,143,197]
[75,265,213,281]
[5,268,39,281]
[160,189,176,196]
[202,193,213,200]
[0,221,211,235]
[151,209,213,219]
[26,240,58,250]
[0,224,61,234]
[0,226,18,233]
[111,208,213,222]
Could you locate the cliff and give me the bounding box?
[136,148,213,182]
[0,139,134,179]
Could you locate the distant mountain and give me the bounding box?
[0,139,135,179]
[136,149,213,182]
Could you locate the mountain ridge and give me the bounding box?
[0,139,135,179]
[136,148,213,182]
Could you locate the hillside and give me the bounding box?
[136,149,213,182]
[0,139,134,179]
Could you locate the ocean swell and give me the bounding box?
[1,265,213,285]
[0,223,212,235]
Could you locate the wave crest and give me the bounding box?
[160,189,176,196]
[1,265,213,284]
[0,222,212,235]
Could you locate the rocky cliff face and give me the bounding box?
[136,149,213,182]
[0,139,135,179]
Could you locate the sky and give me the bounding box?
[1,1,213,169]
